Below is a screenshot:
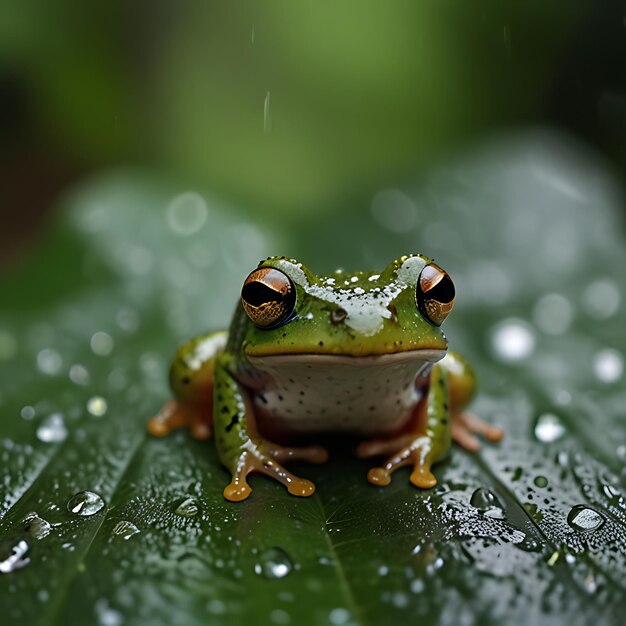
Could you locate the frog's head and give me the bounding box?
[238,255,454,366]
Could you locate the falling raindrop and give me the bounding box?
[489,319,535,362]
[567,505,605,532]
[263,91,272,134]
[95,598,123,626]
[534,413,565,443]
[174,497,199,518]
[583,280,620,319]
[67,491,105,516]
[36,413,68,443]
[87,396,108,417]
[20,406,36,420]
[0,539,30,573]
[111,520,140,540]
[254,547,293,579]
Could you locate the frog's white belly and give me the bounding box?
[246,350,445,436]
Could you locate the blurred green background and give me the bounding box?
[1,0,625,267]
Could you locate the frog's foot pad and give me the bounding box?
[147,400,212,440]
[358,435,437,490]
[452,411,504,452]
[223,448,319,502]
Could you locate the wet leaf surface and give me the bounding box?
[1,134,624,625]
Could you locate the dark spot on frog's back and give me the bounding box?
[225,414,239,432]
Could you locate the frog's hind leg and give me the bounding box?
[147,331,228,441]
[356,364,451,490]
[440,351,504,451]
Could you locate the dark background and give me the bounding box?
[1,0,625,268]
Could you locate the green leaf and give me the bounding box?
[1,135,625,625]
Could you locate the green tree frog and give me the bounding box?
[148,255,503,502]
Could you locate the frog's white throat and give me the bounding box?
[246,349,446,436]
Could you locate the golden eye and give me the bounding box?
[241,268,296,328]
[416,263,455,326]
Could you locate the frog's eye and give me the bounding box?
[241,268,296,328]
[416,263,455,326]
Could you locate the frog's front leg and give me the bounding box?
[357,364,452,489]
[214,355,328,502]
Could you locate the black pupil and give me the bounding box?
[242,281,283,307]
[429,275,455,303]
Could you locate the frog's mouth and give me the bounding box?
[246,348,446,367]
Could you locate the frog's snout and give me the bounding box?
[330,308,347,325]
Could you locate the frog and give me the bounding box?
[148,255,503,502]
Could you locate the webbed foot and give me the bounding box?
[357,435,437,489]
[451,411,503,452]
[223,440,328,502]
[147,400,212,440]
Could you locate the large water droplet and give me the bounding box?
[22,512,52,540]
[0,539,30,573]
[111,520,140,540]
[254,547,293,579]
[470,487,503,512]
[174,497,199,518]
[36,413,68,443]
[67,491,105,516]
[534,413,565,443]
[567,505,605,532]
[489,319,536,362]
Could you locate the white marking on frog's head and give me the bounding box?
[274,257,428,337]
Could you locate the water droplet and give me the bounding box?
[206,599,226,615]
[254,547,293,579]
[22,512,52,540]
[534,413,565,443]
[377,565,389,576]
[371,189,418,233]
[37,348,63,375]
[90,332,114,357]
[166,192,208,236]
[0,539,30,573]
[516,535,542,553]
[410,578,425,593]
[269,609,290,624]
[174,497,199,518]
[583,280,620,319]
[67,491,105,516]
[469,487,503,512]
[533,293,573,335]
[567,505,605,532]
[20,405,36,420]
[490,319,535,362]
[116,307,139,333]
[37,589,49,602]
[69,364,90,386]
[36,413,68,443]
[95,599,123,626]
[87,396,108,417]
[0,330,17,360]
[328,608,352,625]
[111,520,140,540]
[533,476,548,488]
[592,349,623,383]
